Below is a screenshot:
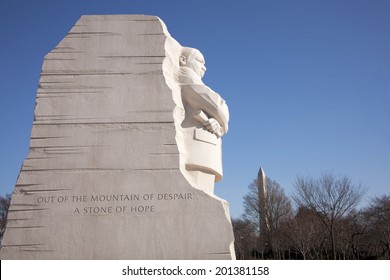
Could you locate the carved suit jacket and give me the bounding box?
[178,67,229,181]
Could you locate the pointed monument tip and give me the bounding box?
[258,166,265,177]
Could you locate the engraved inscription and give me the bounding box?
[35,192,195,215]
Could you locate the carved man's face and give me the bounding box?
[181,50,207,78]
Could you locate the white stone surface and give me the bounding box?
[175,47,230,194]
[0,15,235,260]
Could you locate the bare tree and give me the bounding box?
[363,194,390,259]
[243,176,292,258]
[286,207,326,259]
[242,179,261,234]
[0,193,11,244]
[292,173,367,259]
[232,218,257,259]
[334,211,366,259]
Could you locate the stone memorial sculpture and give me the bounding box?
[178,47,229,194]
[0,15,235,259]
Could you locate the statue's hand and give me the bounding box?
[204,118,223,137]
[193,110,224,137]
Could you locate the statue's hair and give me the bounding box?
[180,47,197,60]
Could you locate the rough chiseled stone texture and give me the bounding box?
[0,15,235,259]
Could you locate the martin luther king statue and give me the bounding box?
[177,47,229,194]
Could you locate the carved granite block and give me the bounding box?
[0,15,234,260]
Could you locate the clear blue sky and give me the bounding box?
[1,0,389,218]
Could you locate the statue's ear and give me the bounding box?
[179,55,187,66]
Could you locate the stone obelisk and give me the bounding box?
[257,167,270,237]
[0,15,235,260]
